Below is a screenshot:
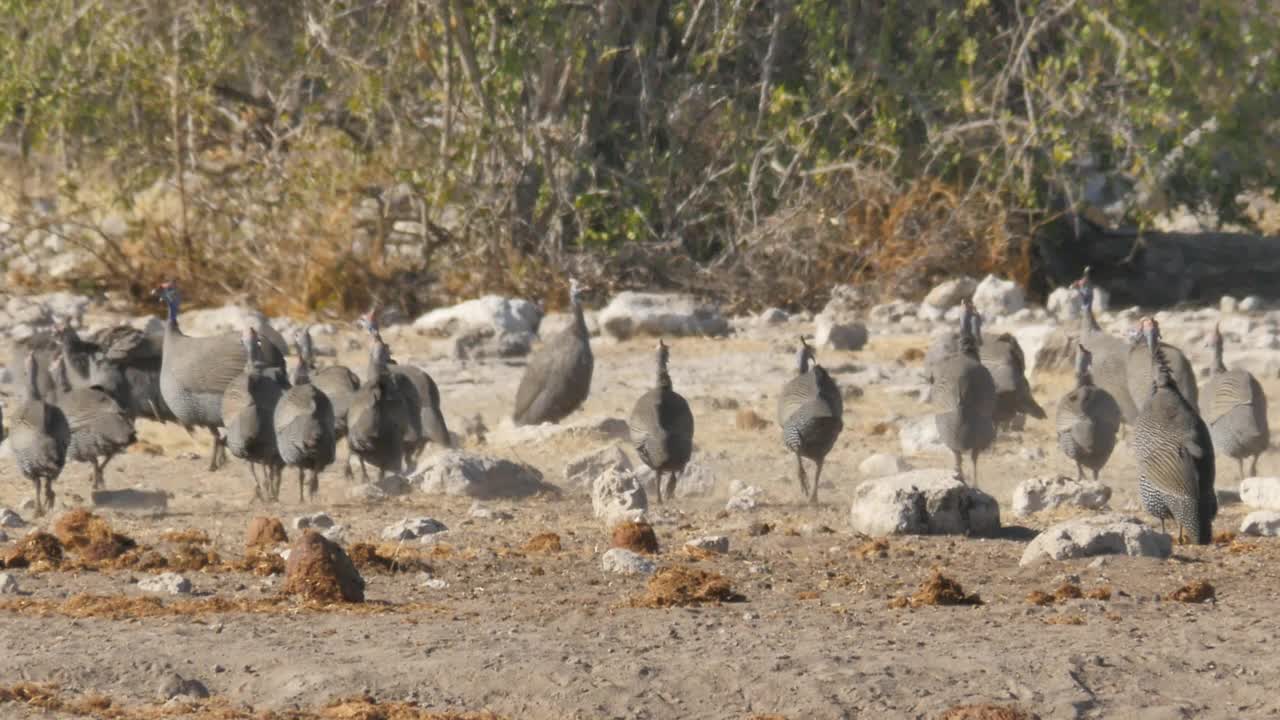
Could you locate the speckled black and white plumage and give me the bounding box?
[347,336,410,481]
[274,356,337,502]
[777,338,843,504]
[1133,318,1216,545]
[1073,274,1138,425]
[222,328,289,501]
[50,353,136,490]
[1056,345,1121,482]
[10,352,70,516]
[1202,324,1269,482]
[629,340,694,504]
[513,279,593,426]
[933,311,996,487]
[980,331,1046,429]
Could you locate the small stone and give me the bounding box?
[0,508,26,528]
[139,573,192,595]
[563,444,633,493]
[1220,295,1239,314]
[292,513,335,531]
[157,673,209,700]
[971,274,1026,318]
[898,415,947,455]
[423,577,448,589]
[1239,511,1280,537]
[0,573,18,594]
[849,469,1001,537]
[923,277,978,310]
[725,481,764,512]
[1012,475,1112,517]
[598,292,729,340]
[858,453,911,479]
[1087,557,1108,569]
[600,548,656,575]
[468,502,513,521]
[412,451,545,499]
[814,315,869,351]
[756,308,789,325]
[685,536,730,554]
[1240,477,1280,510]
[1019,515,1172,566]
[591,467,648,528]
[1240,296,1264,312]
[381,518,448,541]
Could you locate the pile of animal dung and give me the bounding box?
[631,565,741,608]
[611,521,659,554]
[244,517,288,548]
[2,532,64,570]
[890,570,983,608]
[939,704,1040,720]
[1170,580,1216,603]
[347,543,434,574]
[283,530,365,603]
[53,510,135,561]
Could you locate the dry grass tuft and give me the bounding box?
[735,408,770,431]
[226,549,287,576]
[53,509,135,561]
[348,543,435,574]
[1053,583,1083,602]
[1085,586,1112,601]
[1170,580,1216,604]
[854,538,890,559]
[245,517,288,548]
[631,565,742,608]
[160,529,211,545]
[2,531,65,569]
[1025,590,1054,606]
[320,696,503,719]
[1212,530,1237,545]
[1044,614,1087,626]
[521,532,563,554]
[891,570,982,608]
[939,703,1039,720]
[611,521,660,554]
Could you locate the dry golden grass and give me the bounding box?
[1085,586,1112,601]
[2,531,64,570]
[631,566,741,608]
[160,529,211,544]
[521,532,563,554]
[1053,583,1083,602]
[0,683,503,719]
[53,509,136,561]
[1170,580,1216,603]
[854,538,890,559]
[735,408,770,431]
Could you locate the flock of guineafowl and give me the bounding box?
[0,268,1268,549]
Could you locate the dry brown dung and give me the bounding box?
[611,521,659,554]
[632,565,740,608]
[245,517,288,548]
[283,530,365,603]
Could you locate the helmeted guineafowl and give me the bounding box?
[49,351,136,490]
[221,328,288,501]
[296,327,361,479]
[513,279,593,425]
[1202,322,1269,482]
[358,311,449,469]
[979,327,1046,430]
[1127,314,1198,416]
[155,281,284,471]
[1132,317,1216,544]
[10,352,70,516]
[628,339,694,504]
[1056,344,1121,482]
[923,299,980,387]
[1072,271,1138,425]
[778,337,843,504]
[933,310,996,486]
[274,352,337,502]
[347,333,410,481]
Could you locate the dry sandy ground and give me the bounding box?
[0,315,1277,720]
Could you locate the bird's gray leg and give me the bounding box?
[298,469,306,504]
[654,472,664,504]
[31,478,43,517]
[1251,454,1261,478]
[810,460,824,505]
[249,463,265,503]
[97,453,118,489]
[665,472,678,503]
[43,478,55,515]
[1076,462,1084,483]
[1239,457,1247,484]
[359,458,370,483]
[308,470,320,500]
[795,454,810,499]
[952,451,964,483]
[1092,468,1100,483]
[971,450,980,490]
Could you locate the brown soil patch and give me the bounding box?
[245,517,288,548]
[1170,580,1216,603]
[899,347,925,362]
[0,594,440,620]
[631,565,741,608]
[891,570,982,608]
[53,509,136,561]
[521,532,562,553]
[226,549,287,576]
[2,531,64,570]
[611,521,659,554]
[1026,590,1054,606]
[1053,583,1083,602]
[284,531,365,603]
[939,703,1039,720]
[735,408,769,430]
[1085,586,1112,601]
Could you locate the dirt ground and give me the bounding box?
[0,313,1277,720]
